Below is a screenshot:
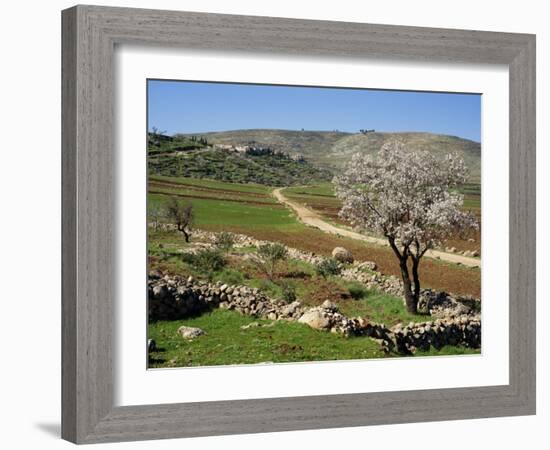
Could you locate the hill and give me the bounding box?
[147,133,332,186]
[182,129,481,182]
[177,129,349,167]
[328,132,481,182]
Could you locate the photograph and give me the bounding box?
[1,0,541,446]
[146,80,482,368]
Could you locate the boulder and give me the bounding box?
[177,326,206,340]
[332,247,354,263]
[357,261,377,271]
[298,309,331,330]
[321,300,338,311]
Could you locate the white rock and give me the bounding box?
[298,309,331,330]
[177,326,205,339]
[331,247,354,263]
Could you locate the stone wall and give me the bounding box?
[148,272,305,322]
[148,272,481,355]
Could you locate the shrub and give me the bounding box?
[315,258,341,278]
[214,267,244,285]
[185,248,226,274]
[256,243,288,279]
[347,282,368,300]
[279,281,297,304]
[214,231,235,253]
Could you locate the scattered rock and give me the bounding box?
[332,247,354,263]
[240,322,275,330]
[240,322,260,330]
[177,326,206,340]
[356,261,377,271]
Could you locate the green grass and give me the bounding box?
[148,309,385,367]
[337,288,430,326]
[148,308,479,368]
[149,193,299,230]
[149,175,271,194]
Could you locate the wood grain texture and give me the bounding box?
[61,6,77,443]
[61,4,536,444]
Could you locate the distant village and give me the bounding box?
[214,143,305,162]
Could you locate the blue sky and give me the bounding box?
[147,80,481,142]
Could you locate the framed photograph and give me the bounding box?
[62,5,536,444]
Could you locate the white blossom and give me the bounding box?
[333,140,479,313]
[333,140,478,257]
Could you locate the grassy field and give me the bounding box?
[148,177,481,297]
[150,174,272,194]
[148,308,479,368]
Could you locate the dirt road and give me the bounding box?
[272,188,481,268]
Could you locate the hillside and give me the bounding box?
[148,133,332,186]
[177,129,349,166]
[329,132,481,182]
[183,129,481,182]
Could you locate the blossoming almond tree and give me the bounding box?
[333,140,478,314]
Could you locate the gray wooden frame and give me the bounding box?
[62,4,536,444]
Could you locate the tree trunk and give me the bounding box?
[178,224,190,243]
[412,257,421,306]
[399,258,418,314]
[182,229,190,243]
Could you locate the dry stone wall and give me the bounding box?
[148,272,305,322]
[148,271,481,354]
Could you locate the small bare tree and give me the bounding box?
[165,196,194,242]
[333,140,478,314]
[150,126,166,138]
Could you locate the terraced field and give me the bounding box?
[283,182,481,254]
[148,177,481,297]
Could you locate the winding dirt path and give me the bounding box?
[272,188,481,268]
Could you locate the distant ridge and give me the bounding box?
[179,129,481,182]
